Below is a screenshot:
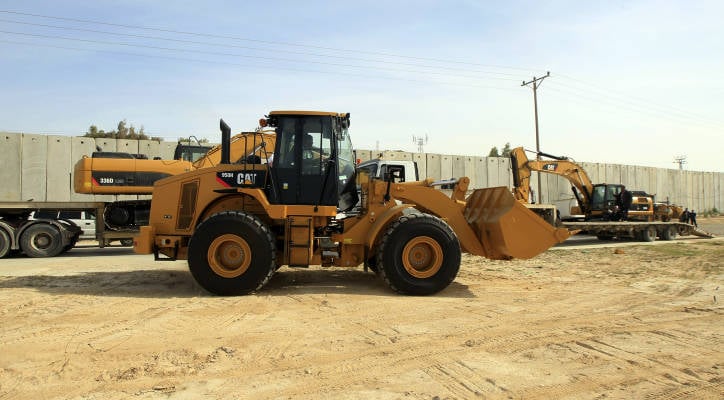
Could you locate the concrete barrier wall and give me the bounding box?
[0,133,22,201]
[0,132,722,214]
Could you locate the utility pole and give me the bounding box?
[522,71,550,204]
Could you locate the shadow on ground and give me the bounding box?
[0,267,474,299]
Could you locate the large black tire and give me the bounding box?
[376,213,461,295]
[661,226,678,241]
[0,228,10,258]
[638,226,657,242]
[20,224,64,258]
[188,211,276,295]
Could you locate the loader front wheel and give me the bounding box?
[188,211,276,295]
[377,213,460,295]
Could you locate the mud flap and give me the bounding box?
[463,187,572,259]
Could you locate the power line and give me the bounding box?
[0,30,522,84]
[554,73,724,127]
[0,10,541,73]
[0,39,521,93]
[544,85,724,131]
[1,10,721,134]
[0,18,527,78]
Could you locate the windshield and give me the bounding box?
[337,124,355,187]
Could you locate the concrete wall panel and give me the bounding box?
[21,134,48,201]
[472,157,487,189]
[94,138,117,153]
[451,155,466,181]
[0,133,22,201]
[46,136,72,201]
[426,154,442,181]
[138,140,159,159]
[581,162,600,183]
[117,139,139,156]
[158,142,176,160]
[461,156,476,188]
[412,153,427,180]
[380,151,412,161]
[486,158,500,187]
[440,155,453,181]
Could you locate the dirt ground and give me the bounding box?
[1,218,722,399]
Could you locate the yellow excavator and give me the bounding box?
[74,131,276,195]
[72,131,276,230]
[510,147,681,222]
[134,111,573,295]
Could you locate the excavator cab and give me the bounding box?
[588,183,622,219]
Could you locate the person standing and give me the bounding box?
[680,208,690,223]
[689,210,698,227]
[619,185,633,221]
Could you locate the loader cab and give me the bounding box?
[265,112,357,210]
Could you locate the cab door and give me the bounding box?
[269,115,338,206]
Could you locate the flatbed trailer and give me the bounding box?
[0,201,137,258]
[561,220,713,242]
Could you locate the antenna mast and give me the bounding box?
[412,134,429,153]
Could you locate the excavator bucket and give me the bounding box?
[463,186,572,260]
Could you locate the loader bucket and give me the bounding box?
[463,187,572,260]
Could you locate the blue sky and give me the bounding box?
[1,1,723,171]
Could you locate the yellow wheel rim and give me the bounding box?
[401,236,443,279]
[207,234,252,278]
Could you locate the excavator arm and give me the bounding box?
[510,147,595,214]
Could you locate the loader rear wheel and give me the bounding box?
[188,211,276,295]
[0,228,10,259]
[377,213,460,295]
[20,224,63,258]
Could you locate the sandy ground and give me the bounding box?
[1,218,722,399]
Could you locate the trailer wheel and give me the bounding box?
[639,226,657,242]
[661,226,678,241]
[376,213,460,295]
[20,224,64,258]
[0,228,10,258]
[188,211,276,295]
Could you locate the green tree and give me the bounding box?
[84,120,157,141]
[488,142,513,157]
[501,142,512,157]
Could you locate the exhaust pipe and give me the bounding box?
[220,119,231,165]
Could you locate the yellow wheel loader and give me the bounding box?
[134,111,572,295]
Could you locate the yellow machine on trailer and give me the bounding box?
[135,111,572,295]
